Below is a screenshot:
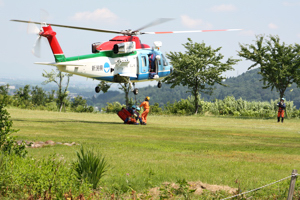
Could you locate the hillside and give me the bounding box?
[87,68,300,109]
[203,68,300,105]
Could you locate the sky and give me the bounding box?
[1,0,300,88]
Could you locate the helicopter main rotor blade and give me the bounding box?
[11,19,122,34]
[11,19,241,36]
[133,18,174,33]
[142,29,242,34]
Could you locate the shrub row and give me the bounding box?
[104,95,300,118]
[0,85,94,113]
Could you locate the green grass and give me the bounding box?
[8,108,300,193]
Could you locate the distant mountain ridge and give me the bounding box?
[87,68,300,109]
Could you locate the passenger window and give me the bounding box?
[141,56,147,67]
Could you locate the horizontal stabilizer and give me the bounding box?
[35,62,85,66]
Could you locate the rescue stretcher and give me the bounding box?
[117,108,131,122]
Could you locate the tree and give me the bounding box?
[42,69,73,112]
[31,86,47,106]
[13,85,31,107]
[71,95,93,112]
[163,38,240,114]
[0,84,9,96]
[46,89,56,103]
[238,35,300,98]
[0,84,13,105]
[71,96,87,110]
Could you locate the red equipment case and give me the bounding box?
[117,108,131,121]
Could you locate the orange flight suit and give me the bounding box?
[129,117,137,124]
[277,107,285,118]
[140,101,150,123]
[277,101,286,123]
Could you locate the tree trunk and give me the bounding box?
[58,72,63,112]
[194,88,199,115]
[125,83,129,107]
[59,102,63,112]
[279,88,286,99]
[193,79,199,114]
[119,83,130,107]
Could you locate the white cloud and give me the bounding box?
[268,23,278,29]
[70,8,118,24]
[181,15,213,29]
[210,4,237,12]
[239,30,255,37]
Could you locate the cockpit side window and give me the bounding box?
[161,54,168,66]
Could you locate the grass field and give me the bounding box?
[8,108,300,194]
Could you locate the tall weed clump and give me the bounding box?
[208,96,299,118]
[0,153,93,199]
[73,146,109,189]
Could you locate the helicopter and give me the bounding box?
[11,18,240,95]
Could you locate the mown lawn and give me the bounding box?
[9,108,300,193]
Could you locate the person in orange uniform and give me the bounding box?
[277,98,286,123]
[139,96,150,125]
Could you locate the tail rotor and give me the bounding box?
[26,10,49,58]
[32,35,41,58]
[27,20,44,58]
[27,21,40,34]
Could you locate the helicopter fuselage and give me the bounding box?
[55,48,172,83]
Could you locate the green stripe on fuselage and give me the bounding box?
[54,51,137,63]
[54,54,66,62]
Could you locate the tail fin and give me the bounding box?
[41,25,66,62]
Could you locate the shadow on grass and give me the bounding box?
[13,118,123,125]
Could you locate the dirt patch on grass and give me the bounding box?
[147,181,237,198]
[189,181,237,195]
[17,140,77,148]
